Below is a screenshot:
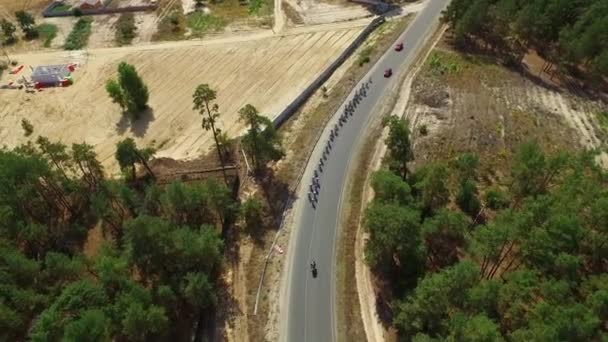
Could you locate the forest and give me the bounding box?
[0,137,231,341]
[0,91,281,340]
[364,117,608,340]
[441,0,608,78]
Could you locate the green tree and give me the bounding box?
[414,163,449,214]
[193,84,228,184]
[447,313,504,342]
[115,138,155,180]
[363,201,425,283]
[105,79,126,111]
[15,11,37,39]
[0,19,16,44]
[394,261,480,339]
[106,62,149,117]
[371,169,413,205]
[457,178,481,217]
[422,209,468,269]
[239,104,284,172]
[240,197,264,237]
[384,116,414,181]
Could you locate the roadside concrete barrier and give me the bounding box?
[272,16,385,128]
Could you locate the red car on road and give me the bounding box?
[395,42,404,51]
[384,68,392,78]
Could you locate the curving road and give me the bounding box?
[281,1,449,341]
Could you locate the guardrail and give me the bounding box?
[43,1,157,18]
[272,15,386,128]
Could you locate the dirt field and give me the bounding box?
[283,0,371,25]
[0,0,48,15]
[402,44,608,174]
[0,27,362,173]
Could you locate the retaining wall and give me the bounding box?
[272,16,386,128]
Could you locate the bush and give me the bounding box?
[154,5,185,40]
[21,119,34,137]
[357,46,373,66]
[115,13,136,46]
[37,23,58,47]
[64,17,93,50]
[484,187,509,210]
[419,124,428,136]
[186,12,226,35]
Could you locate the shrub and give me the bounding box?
[484,186,509,210]
[21,119,34,137]
[37,23,58,47]
[420,124,428,136]
[186,12,226,35]
[64,17,93,50]
[357,46,373,66]
[115,13,136,46]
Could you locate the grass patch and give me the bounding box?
[37,23,58,47]
[357,46,373,66]
[428,50,462,76]
[154,4,186,41]
[64,17,93,50]
[114,13,136,46]
[50,4,71,13]
[186,11,227,35]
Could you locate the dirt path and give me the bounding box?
[273,0,286,33]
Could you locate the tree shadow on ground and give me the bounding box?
[452,37,608,103]
[375,292,394,329]
[257,167,293,224]
[195,274,241,342]
[115,107,155,137]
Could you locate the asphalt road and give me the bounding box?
[282,1,449,341]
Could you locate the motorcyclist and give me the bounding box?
[310,261,317,277]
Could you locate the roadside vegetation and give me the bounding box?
[64,17,93,50]
[357,46,373,66]
[114,13,136,46]
[364,116,608,340]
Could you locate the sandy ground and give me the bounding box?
[0,0,48,15]
[284,0,371,25]
[88,15,121,48]
[0,26,362,174]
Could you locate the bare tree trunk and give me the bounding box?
[204,102,229,185]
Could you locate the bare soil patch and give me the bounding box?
[0,27,361,174]
[403,41,608,176]
[283,0,371,26]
